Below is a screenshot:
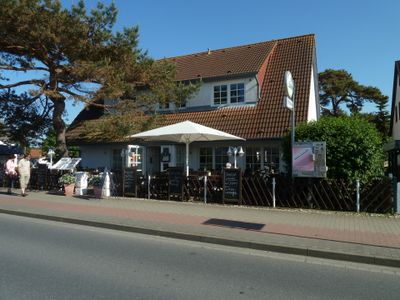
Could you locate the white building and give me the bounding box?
[66,34,319,175]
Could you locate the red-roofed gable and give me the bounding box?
[66,34,317,143]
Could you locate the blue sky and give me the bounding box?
[63,0,400,122]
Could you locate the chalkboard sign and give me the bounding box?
[167,167,184,200]
[123,167,137,197]
[223,168,242,204]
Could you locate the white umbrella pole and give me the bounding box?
[186,142,189,176]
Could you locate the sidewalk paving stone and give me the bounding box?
[0,188,399,268]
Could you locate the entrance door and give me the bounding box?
[146,146,160,175]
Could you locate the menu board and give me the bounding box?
[123,167,137,197]
[168,167,184,199]
[223,168,242,204]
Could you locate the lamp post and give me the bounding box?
[227,146,244,169]
[283,71,295,177]
[48,149,55,166]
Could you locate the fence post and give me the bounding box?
[395,178,400,214]
[148,175,151,200]
[272,177,276,208]
[204,175,207,204]
[356,179,360,213]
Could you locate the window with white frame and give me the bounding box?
[215,147,229,172]
[214,83,245,105]
[176,145,185,168]
[264,147,280,173]
[199,147,213,171]
[213,85,228,105]
[245,147,262,172]
[230,83,245,103]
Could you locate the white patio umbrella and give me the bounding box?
[131,120,245,176]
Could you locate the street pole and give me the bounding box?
[291,86,295,152]
[291,87,295,179]
[283,71,295,179]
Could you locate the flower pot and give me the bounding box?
[93,186,102,199]
[64,184,75,197]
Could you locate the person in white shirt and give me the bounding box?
[18,154,31,197]
[4,154,18,194]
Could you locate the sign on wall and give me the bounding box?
[292,142,327,178]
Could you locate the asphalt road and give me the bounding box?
[0,213,399,300]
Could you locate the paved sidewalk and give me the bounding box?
[0,188,399,268]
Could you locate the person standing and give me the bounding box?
[18,154,31,197]
[4,154,18,194]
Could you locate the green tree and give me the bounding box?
[0,0,195,156]
[283,116,385,182]
[0,91,52,149]
[319,69,388,117]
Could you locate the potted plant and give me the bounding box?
[89,174,103,198]
[58,173,76,196]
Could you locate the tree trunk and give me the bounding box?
[51,98,68,157]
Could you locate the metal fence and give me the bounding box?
[242,175,394,214]
[1,169,395,214]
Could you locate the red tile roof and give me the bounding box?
[29,148,42,158]
[66,34,316,143]
[164,42,276,81]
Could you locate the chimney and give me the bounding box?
[207,48,211,55]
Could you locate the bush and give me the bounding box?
[58,173,76,185]
[283,116,385,182]
[88,174,103,187]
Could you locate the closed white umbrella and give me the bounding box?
[131,120,245,176]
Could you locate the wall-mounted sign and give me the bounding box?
[283,96,293,110]
[292,142,327,178]
[284,71,295,99]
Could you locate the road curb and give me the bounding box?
[1,208,399,268]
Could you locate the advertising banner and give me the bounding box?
[292,142,327,178]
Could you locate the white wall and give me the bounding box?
[160,76,258,111]
[79,145,117,169]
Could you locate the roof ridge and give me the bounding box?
[160,34,315,61]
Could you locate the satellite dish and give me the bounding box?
[284,71,295,99]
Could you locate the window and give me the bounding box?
[178,100,186,108]
[213,85,228,105]
[214,83,245,105]
[245,147,262,172]
[215,147,229,172]
[199,147,213,171]
[159,102,170,110]
[176,145,185,167]
[230,83,245,103]
[264,148,280,173]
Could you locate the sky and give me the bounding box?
[63,0,400,123]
